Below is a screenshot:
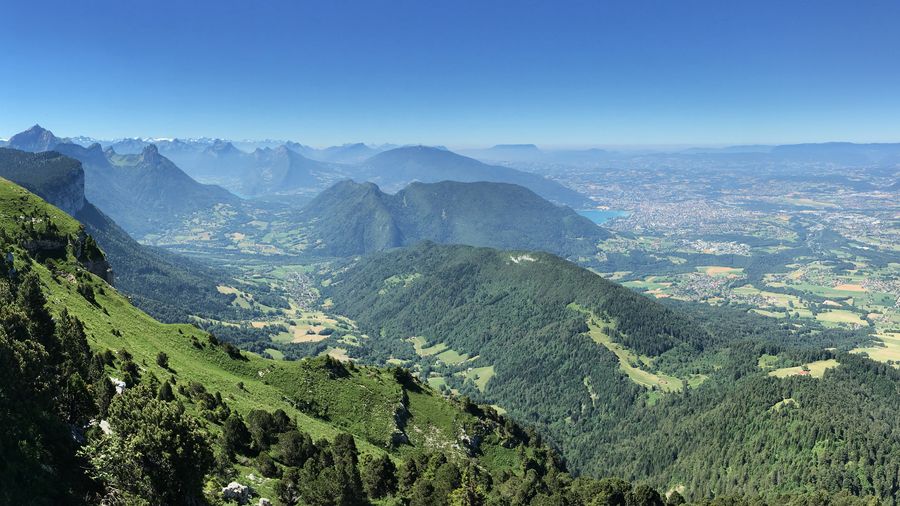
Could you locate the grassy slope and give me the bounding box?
[2,178,525,475]
[0,177,82,237]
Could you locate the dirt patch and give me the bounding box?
[834,283,867,292]
[705,266,739,275]
[290,323,331,342]
[327,347,351,362]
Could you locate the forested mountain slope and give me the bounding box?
[323,241,900,502]
[323,243,707,467]
[0,177,713,506]
[295,180,607,257]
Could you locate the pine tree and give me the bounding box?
[362,453,398,499]
[222,412,252,456]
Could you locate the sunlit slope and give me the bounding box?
[0,177,534,471]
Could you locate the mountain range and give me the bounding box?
[7,125,240,238]
[161,142,340,198]
[153,138,590,207]
[7,127,592,208]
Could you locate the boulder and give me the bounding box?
[221,481,250,504]
[109,377,127,394]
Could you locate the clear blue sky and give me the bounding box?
[2,0,899,147]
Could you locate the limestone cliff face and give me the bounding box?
[0,148,86,215]
[20,229,113,285]
[72,231,113,284]
[45,166,86,216]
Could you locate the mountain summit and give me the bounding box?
[7,124,66,152]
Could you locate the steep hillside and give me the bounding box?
[0,147,242,323]
[73,201,256,323]
[0,178,690,506]
[295,180,608,257]
[352,146,592,207]
[323,242,706,462]
[0,148,85,214]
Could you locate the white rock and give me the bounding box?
[222,481,250,504]
[109,377,127,394]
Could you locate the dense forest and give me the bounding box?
[324,242,898,503]
[291,180,607,257]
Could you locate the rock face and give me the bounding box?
[46,167,86,216]
[72,231,114,284]
[20,228,113,284]
[221,482,250,504]
[0,148,86,215]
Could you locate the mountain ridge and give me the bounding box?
[294,179,607,257]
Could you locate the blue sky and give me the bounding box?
[2,0,899,147]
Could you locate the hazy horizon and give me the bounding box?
[3,123,898,153]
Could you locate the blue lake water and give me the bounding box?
[577,209,629,224]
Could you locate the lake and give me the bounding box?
[577,209,629,224]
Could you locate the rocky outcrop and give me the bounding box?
[45,167,86,216]
[456,422,489,457]
[390,391,411,448]
[73,231,113,284]
[221,482,251,504]
[140,144,162,165]
[0,148,86,215]
[21,229,114,284]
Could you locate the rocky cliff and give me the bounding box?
[0,148,86,215]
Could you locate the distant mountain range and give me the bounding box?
[7,126,239,237]
[151,139,590,207]
[293,179,607,257]
[460,144,610,164]
[160,142,341,197]
[18,125,900,167]
[346,146,591,207]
